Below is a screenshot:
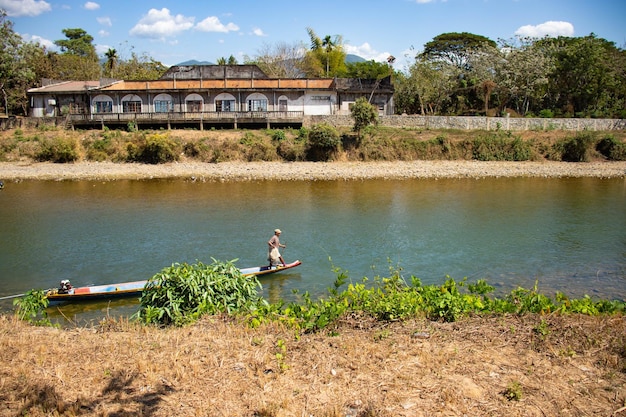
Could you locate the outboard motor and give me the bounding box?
[58,279,73,294]
[0,180,4,190]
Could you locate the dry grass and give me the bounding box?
[0,313,624,416]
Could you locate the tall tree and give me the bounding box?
[110,52,167,80]
[304,27,346,77]
[54,28,97,59]
[0,11,38,115]
[104,48,118,77]
[244,41,306,78]
[420,32,497,70]
[52,28,100,80]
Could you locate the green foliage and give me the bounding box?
[269,129,286,142]
[503,381,523,401]
[13,290,54,326]
[472,133,533,161]
[137,259,263,326]
[596,136,626,161]
[306,123,341,161]
[36,136,79,163]
[126,132,180,164]
[351,97,379,137]
[554,132,596,162]
[244,269,625,333]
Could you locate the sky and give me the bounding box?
[2,0,625,71]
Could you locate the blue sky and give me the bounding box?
[3,0,625,70]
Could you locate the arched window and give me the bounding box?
[153,93,174,113]
[121,94,142,113]
[92,94,113,113]
[185,93,204,112]
[215,92,236,112]
[277,95,289,112]
[246,93,268,112]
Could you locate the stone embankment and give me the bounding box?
[0,160,625,182]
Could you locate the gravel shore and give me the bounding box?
[1,160,625,182]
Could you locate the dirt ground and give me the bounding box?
[0,313,624,417]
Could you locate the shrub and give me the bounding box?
[306,123,341,161]
[137,259,263,326]
[472,133,533,161]
[36,136,79,163]
[556,132,596,162]
[351,97,379,137]
[127,133,179,164]
[596,136,626,161]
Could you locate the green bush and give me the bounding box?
[36,136,79,163]
[306,123,341,161]
[596,136,626,161]
[127,132,180,164]
[555,132,596,162]
[472,134,533,161]
[137,259,263,326]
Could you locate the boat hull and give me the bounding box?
[45,260,302,302]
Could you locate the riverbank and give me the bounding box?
[1,160,625,182]
[1,313,624,416]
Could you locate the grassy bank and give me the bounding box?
[6,263,626,416]
[1,125,625,164]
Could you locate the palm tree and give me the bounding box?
[322,35,335,76]
[104,48,118,76]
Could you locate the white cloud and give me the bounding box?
[97,16,112,26]
[98,29,109,37]
[515,21,575,38]
[0,0,51,16]
[20,33,55,49]
[252,27,266,37]
[84,1,99,10]
[345,42,391,63]
[195,16,239,33]
[129,8,195,39]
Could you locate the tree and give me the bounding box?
[51,28,100,80]
[104,48,118,77]
[110,52,167,80]
[303,27,346,77]
[54,28,97,59]
[244,41,306,78]
[345,60,391,79]
[350,97,378,138]
[420,32,497,70]
[0,11,38,115]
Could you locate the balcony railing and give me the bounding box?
[68,110,304,123]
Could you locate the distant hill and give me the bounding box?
[346,54,366,63]
[175,59,214,66]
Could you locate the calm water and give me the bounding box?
[0,177,624,323]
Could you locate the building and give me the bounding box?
[27,65,394,129]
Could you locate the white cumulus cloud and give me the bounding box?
[345,42,391,63]
[97,16,112,26]
[20,33,55,49]
[252,27,266,37]
[0,0,51,16]
[515,21,575,38]
[194,16,239,33]
[130,8,195,39]
[84,1,99,10]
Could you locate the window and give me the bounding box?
[248,99,267,112]
[154,100,173,113]
[278,99,288,111]
[123,101,141,113]
[94,101,112,113]
[187,100,203,112]
[216,100,235,112]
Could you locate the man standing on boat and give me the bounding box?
[268,229,287,267]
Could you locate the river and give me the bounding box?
[0,177,624,323]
